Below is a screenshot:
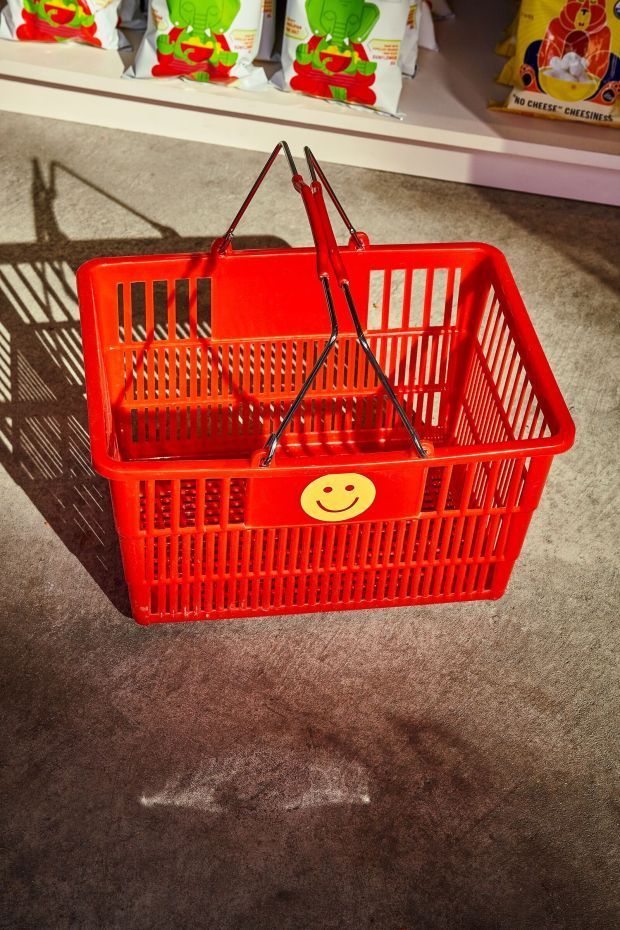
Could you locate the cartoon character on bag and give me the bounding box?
[520,0,620,105]
[153,0,241,81]
[291,0,380,106]
[16,0,100,44]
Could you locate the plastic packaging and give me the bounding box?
[257,0,275,58]
[0,0,128,47]
[401,1,419,76]
[131,0,266,87]
[494,0,620,125]
[402,0,439,71]
[418,0,437,51]
[279,0,410,115]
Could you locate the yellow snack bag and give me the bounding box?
[494,0,620,126]
[497,50,518,88]
[495,2,521,59]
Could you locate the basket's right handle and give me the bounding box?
[301,150,427,460]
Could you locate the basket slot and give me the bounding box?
[139,476,248,536]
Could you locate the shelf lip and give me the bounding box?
[1,62,619,173]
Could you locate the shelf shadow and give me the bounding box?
[0,159,288,616]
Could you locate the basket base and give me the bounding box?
[130,572,512,625]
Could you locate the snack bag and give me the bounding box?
[280,0,409,115]
[495,2,522,87]
[0,0,127,47]
[495,2,520,59]
[119,0,147,28]
[428,0,452,19]
[257,0,275,58]
[495,0,620,125]
[131,0,266,86]
[401,1,419,77]
[418,0,437,51]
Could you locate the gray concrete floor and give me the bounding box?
[0,113,618,930]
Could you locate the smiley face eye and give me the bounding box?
[345,484,354,491]
[323,486,333,493]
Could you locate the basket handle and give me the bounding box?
[214,142,427,465]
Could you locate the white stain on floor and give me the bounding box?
[140,754,370,813]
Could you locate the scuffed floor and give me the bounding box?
[0,112,618,929]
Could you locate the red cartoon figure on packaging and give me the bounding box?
[16,0,100,45]
[291,0,380,106]
[153,0,241,81]
[520,0,620,105]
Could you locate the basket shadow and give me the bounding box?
[0,158,289,617]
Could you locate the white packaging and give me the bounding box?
[0,0,128,48]
[279,0,409,115]
[418,0,437,51]
[257,0,275,58]
[428,0,452,20]
[401,1,419,77]
[119,0,147,29]
[131,0,267,87]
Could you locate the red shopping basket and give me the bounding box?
[77,143,574,624]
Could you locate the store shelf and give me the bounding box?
[1,0,619,204]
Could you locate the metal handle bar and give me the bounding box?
[215,141,427,465]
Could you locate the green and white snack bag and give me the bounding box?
[428,0,452,19]
[131,0,267,87]
[418,0,437,50]
[257,0,275,58]
[279,0,409,115]
[119,0,146,29]
[0,0,127,48]
[401,0,419,76]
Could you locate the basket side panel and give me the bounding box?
[117,454,549,623]
[448,252,574,452]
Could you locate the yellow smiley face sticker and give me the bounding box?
[300,473,376,523]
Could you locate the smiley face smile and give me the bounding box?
[300,473,376,523]
[317,497,359,514]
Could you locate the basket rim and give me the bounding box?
[77,240,575,481]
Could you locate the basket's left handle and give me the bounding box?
[212,142,364,270]
[212,142,285,256]
[213,142,333,283]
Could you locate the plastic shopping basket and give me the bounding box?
[77,143,574,624]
